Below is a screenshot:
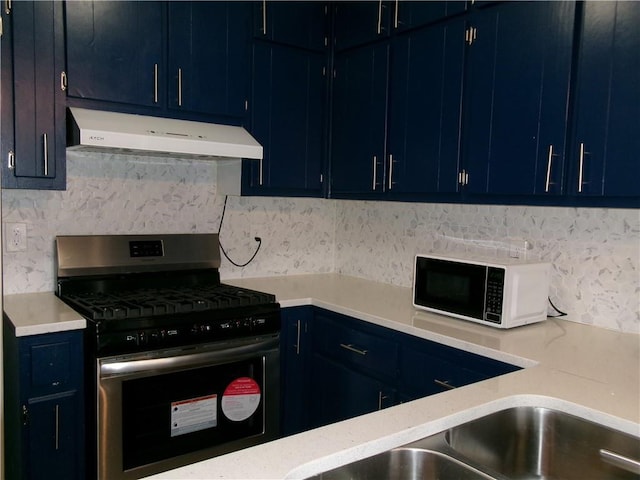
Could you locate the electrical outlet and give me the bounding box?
[5,222,27,252]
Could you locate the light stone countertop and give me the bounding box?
[4,276,638,479]
[3,291,86,336]
[145,273,640,480]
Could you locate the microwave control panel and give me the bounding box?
[484,267,505,323]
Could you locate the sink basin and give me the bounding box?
[302,406,639,480]
[446,406,640,480]
[304,447,494,480]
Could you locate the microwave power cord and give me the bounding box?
[547,297,567,317]
[217,195,262,267]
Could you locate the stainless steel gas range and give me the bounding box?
[55,234,281,480]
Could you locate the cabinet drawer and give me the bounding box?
[313,313,399,379]
[399,340,520,398]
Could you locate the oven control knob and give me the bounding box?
[138,331,147,345]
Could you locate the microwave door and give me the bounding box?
[415,258,487,320]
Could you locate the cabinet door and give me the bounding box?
[309,354,395,429]
[168,2,250,119]
[26,392,84,480]
[280,307,313,436]
[393,1,467,32]
[0,1,66,190]
[387,18,465,196]
[463,2,575,197]
[333,1,390,52]
[246,43,326,196]
[65,1,164,107]
[256,1,328,52]
[330,43,389,197]
[570,1,640,201]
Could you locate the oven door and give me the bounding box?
[96,334,280,480]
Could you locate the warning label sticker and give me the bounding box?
[221,377,261,422]
[170,394,217,437]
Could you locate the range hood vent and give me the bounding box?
[67,107,263,160]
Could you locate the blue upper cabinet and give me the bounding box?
[569,1,640,203]
[65,1,251,123]
[386,17,466,198]
[255,1,329,52]
[333,1,391,52]
[462,1,575,198]
[392,1,467,32]
[244,2,329,197]
[245,42,326,196]
[1,1,66,190]
[331,14,466,200]
[330,43,389,197]
[168,2,251,120]
[65,1,164,109]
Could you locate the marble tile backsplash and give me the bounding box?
[2,152,638,334]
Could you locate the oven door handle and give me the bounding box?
[100,336,279,376]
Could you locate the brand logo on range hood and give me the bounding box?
[89,135,105,141]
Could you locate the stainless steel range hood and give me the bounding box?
[67,107,263,160]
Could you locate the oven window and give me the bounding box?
[121,357,265,471]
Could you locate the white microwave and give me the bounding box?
[413,253,551,329]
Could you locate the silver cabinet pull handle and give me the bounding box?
[55,404,60,450]
[545,144,554,192]
[294,320,301,355]
[394,0,399,28]
[177,68,183,107]
[340,343,368,355]
[259,157,264,186]
[378,391,388,410]
[5,0,11,15]
[578,142,588,193]
[43,133,49,176]
[600,449,640,475]
[60,71,67,91]
[377,0,383,34]
[434,379,456,390]
[372,155,377,190]
[153,63,159,104]
[262,0,267,35]
[8,150,14,170]
[388,154,394,190]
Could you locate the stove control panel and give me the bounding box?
[96,306,280,355]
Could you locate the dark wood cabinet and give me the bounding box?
[3,320,85,480]
[1,0,66,190]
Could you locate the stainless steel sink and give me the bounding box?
[303,406,640,480]
[446,406,640,480]
[304,447,494,480]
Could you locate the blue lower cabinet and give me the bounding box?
[309,354,396,428]
[280,307,521,431]
[280,306,313,436]
[3,319,85,480]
